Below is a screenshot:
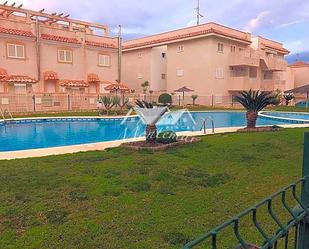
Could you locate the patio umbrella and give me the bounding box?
[175,86,194,107]
[285,84,309,108]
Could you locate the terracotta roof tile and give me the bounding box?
[289,61,309,68]
[59,80,89,87]
[88,73,100,83]
[123,23,251,50]
[0,27,34,37]
[41,34,81,44]
[105,82,130,92]
[1,75,37,84]
[262,43,290,54]
[0,68,8,79]
[85,40,117,48]
[43,71,59,81]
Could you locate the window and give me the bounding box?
[162,52,166,58]
[178,45,184,53]
[215,68,224,79]
[217,43,224,53]
[98,54,110,67]
[7,43,25,59]
[161,73,166,79]
[176,69,184,77]
[14,84,27,94]
[137,73,143,79]
[230,45,236,53]
[58,49,73,63]
[138,52,142,58]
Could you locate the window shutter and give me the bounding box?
[7,44,15,57]
[59,50,65,61]
[16,45,24,58]
[66,50,72,62]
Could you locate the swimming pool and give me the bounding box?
[260,111,309,123]
[0,111,305,152]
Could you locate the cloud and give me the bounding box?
[11,0,309,53]
[245,11,270,32]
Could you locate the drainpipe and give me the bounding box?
[118,25,122,83]
[35,17,41,83]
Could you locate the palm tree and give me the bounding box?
[234,90,278,129]
[283,93,294,106]
[141,81,150,94]
[135,100,167,143]
[191,95,198,105]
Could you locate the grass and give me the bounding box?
[0,128,308,248]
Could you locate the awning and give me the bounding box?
[1,75,37,84]
[285,84,309,94]
[0,68,8,79]
[88,73,100,83]
[44,71,59,81]
[59,80,89,88]
[104,82,130,92]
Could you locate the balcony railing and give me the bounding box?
[229,51,260,67]
[261,54,288,71]
[261,79,286,91]
[228,76,260,91]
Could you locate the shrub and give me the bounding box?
[157,131,177,144]
[158,93,172,105]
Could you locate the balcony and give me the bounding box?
[260,79,286,91]
[261,55,288,71]
[228,76,260,91]
[229,51,260,67]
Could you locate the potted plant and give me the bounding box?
[234,90,278,129]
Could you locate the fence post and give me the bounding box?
[299,132,309,249]
[211,95,214,107]
[32,95,36,112]
[68,94,71,111]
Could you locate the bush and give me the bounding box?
[158,93,172,105]
[157,131,177,144]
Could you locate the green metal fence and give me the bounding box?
[183,132,309,249]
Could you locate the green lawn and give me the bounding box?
[0,128,308,248]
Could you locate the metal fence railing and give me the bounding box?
[183,132,309,249]
[0,92,305,114]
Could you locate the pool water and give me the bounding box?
[0,111,299,152]
[261,112,309,122]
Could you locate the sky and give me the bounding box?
[12,0,309,54]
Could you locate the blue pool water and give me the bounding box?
[261,112,309,122]
[0,111,303,152]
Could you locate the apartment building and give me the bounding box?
[288,61,309,88]
[122,23,292,103]
[0,3,119,95]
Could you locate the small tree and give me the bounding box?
[158,93,172,106]
[141,81,150,94]
[283,93,294,106]
[100,96,120,115]
[234,90,278,129]
[191,95,198,105]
